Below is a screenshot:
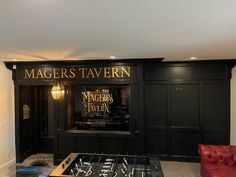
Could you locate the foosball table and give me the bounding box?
[50,153,164,177]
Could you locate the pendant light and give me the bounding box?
[51,83,64,100]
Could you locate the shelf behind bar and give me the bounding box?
[65,129,133,138]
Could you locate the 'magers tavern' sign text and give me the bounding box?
[82,89,113,114]
[24,66,131,80]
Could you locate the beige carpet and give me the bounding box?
[161,161,201,177]
[18,153,54,167]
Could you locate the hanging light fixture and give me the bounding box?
[51,83,64,100]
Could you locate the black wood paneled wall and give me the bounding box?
[5,60,234,163]
[144,62,232,160]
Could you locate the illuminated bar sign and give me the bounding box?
[82,89,113,114]
[23,66,131,80]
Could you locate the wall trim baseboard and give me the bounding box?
[0,158,16,171]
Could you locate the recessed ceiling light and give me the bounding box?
[109,56,116,59]
[189,57,197,60]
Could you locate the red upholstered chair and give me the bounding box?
[198,144,236,177]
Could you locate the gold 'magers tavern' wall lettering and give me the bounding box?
[24,66,131,79]
[24,68,76,79]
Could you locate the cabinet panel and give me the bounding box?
[99,138,124,154]
[145,64,227,81]
[57,135,75,159]
[123,138,142,155]
[170,84,200,127]
[203,83,229,130]
[144,84,167,126]
[202,132,228,145]
[76,137,98,153]
[170,131,200,156]
[145,129,167,155]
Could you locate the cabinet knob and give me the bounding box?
[176,87,182,91]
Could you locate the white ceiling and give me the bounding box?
[1,0,236,62]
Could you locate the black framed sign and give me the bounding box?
[66,84,130,131]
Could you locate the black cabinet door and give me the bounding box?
[76,137,98,153]
[201,82,230,145]
[144,84,167,126]
[57,134,76,160]
[202,83,229,130]
[169,84,200,127]
[19,86,35,162]
[170,131,201,156]
[144,84,167,154]
[145,129,168,155]
[168,84,201,157]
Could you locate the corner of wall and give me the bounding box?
[231,65,236,145]
[0,61,15,166]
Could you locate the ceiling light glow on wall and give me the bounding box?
[109,56,116,59]
[190,57,197,60]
